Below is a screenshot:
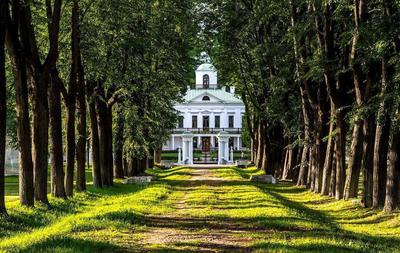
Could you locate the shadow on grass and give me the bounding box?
[0,182,147,239]
[18,236,124,253]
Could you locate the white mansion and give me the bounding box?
[163,63,245,165]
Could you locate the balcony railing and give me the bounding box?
[172,128,241,134]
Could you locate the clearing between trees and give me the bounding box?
[1,166,399,252]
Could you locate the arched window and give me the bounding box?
[203,74,210,88]
[202,96,210,101]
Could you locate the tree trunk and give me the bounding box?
[373,118,390,208]
[107,106,113,185]
[329,141,337,197]
[31,72,49,204]
[282,146,290,180]
[8,45,35,207]
[384,119,400,212]
[362,117,376,207]
[6,2,36,206]
[88,90,102,188]
[154,148,162,164]
[76,69,86,191]
[49,71,66,198]
[373,59,391,208]
[297,86,312,186]
[321,108,334,195]
[114,104,124,179]
[65,97,76,196]
[256,122,264,170]
[0,3,7,213]
[123,158,129,177]
[334,108,346,200]
[344,120,364,199]
[297,143,309,186]
[96,88,111,186]
[75,24,86,192]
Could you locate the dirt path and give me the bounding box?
[142,166,253,252]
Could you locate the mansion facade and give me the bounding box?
[163,63,245,164]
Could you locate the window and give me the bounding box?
[229,115,234,128]
[178,116,184,128]
[192,115,198,128]
[203,116,209,129]
[193,137,198,149]
[202,96,210,101]
[215,115,220,128]
[203,74,209,88]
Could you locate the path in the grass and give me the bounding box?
[142,166,254,252]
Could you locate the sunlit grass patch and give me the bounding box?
[1,165,400,252]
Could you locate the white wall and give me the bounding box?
[175,104,244,130]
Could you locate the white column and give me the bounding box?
[198,136,201,150]
[182,131,194,165]
[224,140,229,163]
[211,136,215,148]
[189,139,193,164]
[172,136,175,150]
[217,131,229,164]
[178,147,182,163]
[237,137,240,150]
[210,112,215,128]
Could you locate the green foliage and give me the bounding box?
[80,0,197,158]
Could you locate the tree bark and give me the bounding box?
[107,106,113,185]
[362,117,376,207]
[65,95,76,196]
[6,14,35,206]
[344,120,363,199]
[96,84,111,186]
[114,104,124,179]
[31,72,49,204]
[282,145,289,179]
[88,86,102,188]
[256,122,264,170]
[0,1,7,213]
[297,86,312,186]
[74,0,86,192]
[321,107,334,195]
[329,141,337,197]
[49,70,66,198]
[372,59,391,208]
[384,118,400,212]
[334,108,346,200]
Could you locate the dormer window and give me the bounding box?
[202,96,210,101]
[203,74,209,88]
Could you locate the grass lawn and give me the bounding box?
[1,166,399,252]
[5,169,94,197]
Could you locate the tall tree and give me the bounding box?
[6,0,35,207]
[0,0,8,214]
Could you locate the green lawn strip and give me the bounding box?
[5,169,94,197]
[0,182,174,252]
[2,166,399,252]
[183,166,400,252]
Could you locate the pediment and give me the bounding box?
[187,91,223,103]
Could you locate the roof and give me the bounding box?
[181,88,244,104]
[196,63,216,72]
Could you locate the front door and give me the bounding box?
[202,137,210,153]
